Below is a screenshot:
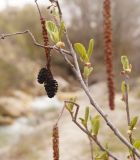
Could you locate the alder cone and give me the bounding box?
[44,79,58,98]
[103,0,115,110]
[37,67,58,98]
[37,67,53,84]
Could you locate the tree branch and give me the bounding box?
[0,30,71,56]
[55,1,140,158]
[64,101,120,160]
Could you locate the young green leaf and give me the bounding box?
[79,118,86,128]
[129,116,139,130]
[95,152,109,160]
[46,21,58,33]
[74,43,88,62]
[84,106,90,126]
[51,32,60,43]
[121,55,132,72]
[91,115,100,136]
[121,81,129,95]
[46,21,60,43]
[83,66,93,78]
[59,21,65,40]
[65,97,76,112]
[133,140,140,150]
[87,39,94,59]
[121,81,126,95]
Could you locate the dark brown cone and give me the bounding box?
[103,0,115,110]
[52,125,59,160]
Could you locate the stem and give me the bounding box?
[86,128,94,160]
[0,30,72,56]
[65,101,120,160]
[124,75,136,160]
[55,1,140,158]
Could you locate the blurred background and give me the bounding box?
[0,0,140,159]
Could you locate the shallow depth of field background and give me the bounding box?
[0,0,140,159]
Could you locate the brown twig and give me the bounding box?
[64,101,120,160]
[123,74,136,160]
[0,30,71,56]
[55,105,65,125]
[54,1,140,157]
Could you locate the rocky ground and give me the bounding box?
[0,78,140,160]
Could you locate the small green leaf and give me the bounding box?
[51,32,60,43]
[46,21,58,33]
[79,118,86,128]
[46,21,60,43]
[91,115,100,136]
[51,8,60,19]
[87,39,94,59]
[59,21,65,40]
[121,55,132,72]
[121,81,129,95]
[133,140,140,150]
[121,81,126,95]
[65,97,76,112]
[129,116,139,130]
[95,152,109,160]
[74,43,88,62]
[84,107,90,126]
[83,66,93,78]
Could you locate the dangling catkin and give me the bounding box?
[52,125,59,160]
[103,0,115,110]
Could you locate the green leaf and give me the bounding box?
[46,21,60,43]
[51,32,60,43]
[83,66,93,78]
[79,118,86,128]
[91,115,100,136]
[84,107,90,126]
[74,43,88,62]
[59,21,65,40]
[65,97,76,112]
[95,152,109,160]
[87,39,94,59]
[129,116,139,130]
[46,21,58,33]
[51,8,60,19]
[121,55,132,72]
[121,81,126,95]
[133,140,140,150]
[121,81,129,95]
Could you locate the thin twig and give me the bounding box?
[35,0,43,18]
[124,74,136,160]
[54,1,140,158]
[87,129,94,160]
[64,101,120,160]
[55,105,65,125]
[0,30,71,56]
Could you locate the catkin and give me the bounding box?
[40,17,50,65]
[37,15,58,98]
[103,0,115,110]
[52,125,59,160]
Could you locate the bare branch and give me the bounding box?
[123,73,136,160]
[55,1,140,158]
[64,101,120,160]
[0,30,72,56]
